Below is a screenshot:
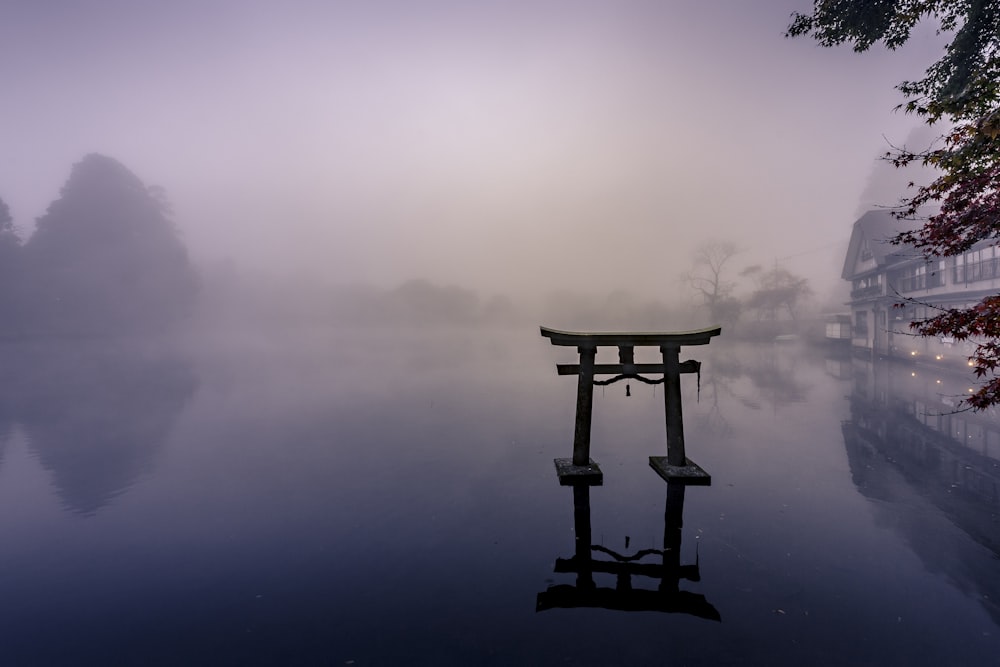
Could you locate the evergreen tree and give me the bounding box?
[24,154,198,334]
[0,196,23,335]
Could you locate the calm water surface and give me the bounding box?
[0,328,998,666]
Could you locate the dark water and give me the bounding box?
[1,329,999,666]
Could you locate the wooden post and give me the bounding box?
[573,483,595,590]
[573,345,597,466]
[660,482,685,594]
[661,344,686,466]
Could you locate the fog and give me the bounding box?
[1,0,946,320]
[6,7,1000,662]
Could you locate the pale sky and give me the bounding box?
[0,0,945,298]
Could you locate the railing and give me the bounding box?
[850,284,883,299]
[956,256,1000,284]
[895,271,945,293]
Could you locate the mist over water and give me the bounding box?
[1,329,999,665]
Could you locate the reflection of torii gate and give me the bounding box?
[536,479,720,620]
[540,326,721,483]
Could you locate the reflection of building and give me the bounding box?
[536,479,720,620]
[842,210,1000,360]
[842,354,1000,625]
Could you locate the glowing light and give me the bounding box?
[969,361,975,366]
[935,355,942,360]
[936,379,941,384]
[911,372,916,377]
[910,351,917,356]
[969,388,975,393]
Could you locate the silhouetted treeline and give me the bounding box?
[196,266,712,331]
[0,154,198,337]
[320,279,515,327]
[196,268,525,328]
[539,289,708,331]
[195,261,738,332]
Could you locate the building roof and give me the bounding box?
[841,210,924,280]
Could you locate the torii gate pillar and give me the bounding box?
[662,345,685,467]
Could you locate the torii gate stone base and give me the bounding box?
[540,326,721,485]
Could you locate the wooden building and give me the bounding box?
[842,209,1000,363]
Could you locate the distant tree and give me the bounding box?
[386,279,480,325]
[710,295,743,329]
[0,197,14,237]
[788,2,1000,408]
[24,154,198,334]
[481,293,518,324]
[685,241,740,325]
[742,266,813,321]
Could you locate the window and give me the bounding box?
[860,238,873,261]
[851,274,882,297]
[955,246,999,283]
[896,261,945,292]
[855,310,868,336]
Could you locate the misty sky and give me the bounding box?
[1,1,945,299]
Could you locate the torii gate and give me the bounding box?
[540,326,721,484]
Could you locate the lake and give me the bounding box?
[0,327,998,666]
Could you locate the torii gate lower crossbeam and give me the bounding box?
[540,326,721,484]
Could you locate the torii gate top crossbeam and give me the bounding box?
[540,326,721,348]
